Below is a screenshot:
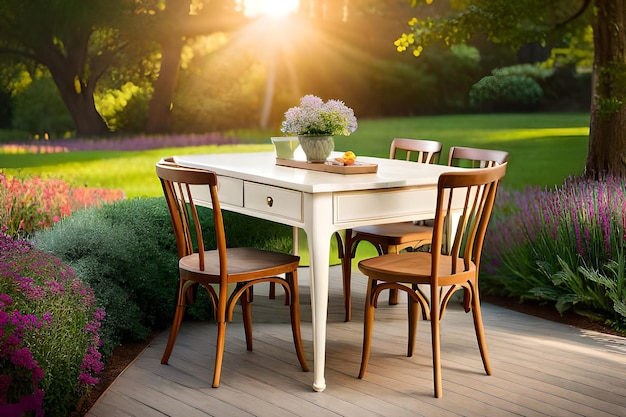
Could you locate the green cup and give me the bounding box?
[271,137,300,159]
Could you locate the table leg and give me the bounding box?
[304,195,334,392]
[307,227,333,392]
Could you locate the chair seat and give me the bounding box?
[179,247,300,281]
[352,222,432,245]
[359,251,476,286]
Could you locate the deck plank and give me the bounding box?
[87,266,626,417]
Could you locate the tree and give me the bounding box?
[145,0,244,134]
[397,0,626,178]
[0,0,140,136]
[0,0,244,137]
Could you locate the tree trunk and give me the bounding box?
[144,35,184,134]
[145,0,190,134]
[41,39,111,138]
[50,76,110,138]
[587,0,626,178]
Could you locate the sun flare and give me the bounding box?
[242,0,299,17]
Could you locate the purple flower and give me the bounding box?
[0,294,12,307]
[281,94,358,136]
[11,347,37,370]
[45,280,66,295]
[0,374,10,403]
[1,233,105,411]
[78,373,99,386]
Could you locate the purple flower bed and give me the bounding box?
[1,133,240,153]
[1,233,105,415]
[482,175,626,329]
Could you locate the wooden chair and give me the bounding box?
[447,146,509,168]
[339,138,443,321]
[340,145,509,322]
[156,157,309,388]
[357,163,507,398]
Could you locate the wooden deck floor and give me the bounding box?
[87,266,626,417]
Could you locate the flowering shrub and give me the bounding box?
[0,173,125,238]
[483,176,626,330]
[281,94,358,136]
[0,294,45,416]
[0,233,105,416]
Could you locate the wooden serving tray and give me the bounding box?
[276,158,378,174]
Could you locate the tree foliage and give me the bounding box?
[0,0,145,136]
[0,0,244,137]
[398,0,626,178]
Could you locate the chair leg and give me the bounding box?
[287,272,309,371]
[386,246,399,305]
[161,281,187,364]
[269,281,289,305]
[430,288,442,398]
[212,290,229,388]
[212,321,227,388]
[241,287,253,351]
[342,229,354,322]
[407,290,419,357]
[358,279,376,379]
[470,288,492,375]
[161,303,185,364]
[388,288,399,305]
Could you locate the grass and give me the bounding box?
[1,113,590,198]
[236,113,590,189]
[0,112,591,267]
[0,144,270,198]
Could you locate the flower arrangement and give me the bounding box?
[281,95,358,136]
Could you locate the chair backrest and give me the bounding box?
[447,146,509,168]
[430,163,507,278]
[156,157,226,273]
[390,138,443,164]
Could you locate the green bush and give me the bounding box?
[31,198,179,357]
[482,176,626,332]
[0,129,29,143]
[492,63,555,80]
[11,75,74,138]
[1,234,104,416]
[366,60,438,116]
[31,197,295,353]
[419,43,482,112]
[470,74,543,112]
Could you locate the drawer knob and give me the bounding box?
[266,196,274,207]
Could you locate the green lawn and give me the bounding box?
[1,112,590,198]
[0,112,590,265]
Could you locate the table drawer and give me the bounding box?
[217,176,244,206]
[188,176,243,208]
[244,182,302,221]
[335,187,438,223]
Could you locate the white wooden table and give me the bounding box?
[173,151,465,392]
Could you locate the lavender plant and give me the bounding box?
[483,176,626,330]
[281,94,358,136]
[0,233,104,416]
